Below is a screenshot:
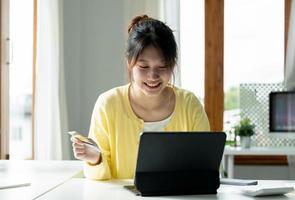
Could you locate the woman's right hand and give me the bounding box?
[71,136,101,165]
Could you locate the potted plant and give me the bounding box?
[233,118,255,148]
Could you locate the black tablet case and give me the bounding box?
[134,132,226,196]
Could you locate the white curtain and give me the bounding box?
[34,0,71,160]
[285,0,295,90]
[159,0,181,87]
[286,0,295,179]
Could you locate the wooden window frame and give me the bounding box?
[32,0,37,160]
[205,0,291,165]
[0,0,10,160]
[0,0,37,160]
[204,0,224,132]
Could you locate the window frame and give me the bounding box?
[0,0,10,159]
[0,0,37,160]
[204,0,291,165]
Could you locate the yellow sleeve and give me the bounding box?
[190,94,211,131]
[83,95,112,180]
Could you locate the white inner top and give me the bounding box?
[143,114,173,132]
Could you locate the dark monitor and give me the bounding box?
[269,91,295,136]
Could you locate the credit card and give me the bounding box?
[68,131,95,145]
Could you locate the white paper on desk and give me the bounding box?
[0,180,31,190]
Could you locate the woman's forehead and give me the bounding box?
[138,46,165,62]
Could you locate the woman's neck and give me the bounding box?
[129,84,170,111]
[129,84,175,122]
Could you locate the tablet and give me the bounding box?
[136,132,226,172]
[130,131,226,196]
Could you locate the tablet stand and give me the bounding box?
[134,170,220,196]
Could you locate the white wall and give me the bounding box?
[62,0,160,135]
[63,0,126,135]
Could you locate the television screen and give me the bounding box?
[269,91,295,132]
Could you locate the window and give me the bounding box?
[180,0,205,102]
[9,0,34,159]
[224,0,284,135]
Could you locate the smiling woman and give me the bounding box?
[70,15,210,180]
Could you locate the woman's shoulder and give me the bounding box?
[173,86,200,103]
[95,84,129,106]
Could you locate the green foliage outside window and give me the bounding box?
[224,87,239,110]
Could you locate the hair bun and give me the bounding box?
[128,15,149,34]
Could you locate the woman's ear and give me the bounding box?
[129,68,134,82]
[126,61,133,82]
[169,70,175,85]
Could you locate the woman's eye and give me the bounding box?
[138,65,149,69]
[159,66,168,70]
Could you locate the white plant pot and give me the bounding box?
[240,136,251,148]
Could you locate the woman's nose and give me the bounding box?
[148,68,159,79]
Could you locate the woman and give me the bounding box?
[72,15,210,180]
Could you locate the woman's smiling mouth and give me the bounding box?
[144,82,161,89]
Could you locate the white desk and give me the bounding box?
[0,160,83,200]
[38,178,295,200]
[223,146,295,178]
[1,160,295,199]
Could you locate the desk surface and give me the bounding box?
[0,160,83,200]
[1,160,295,199]
[38,179,295,200]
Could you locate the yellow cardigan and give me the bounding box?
[84,84,210,180]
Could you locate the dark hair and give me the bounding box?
[126,15,178,80]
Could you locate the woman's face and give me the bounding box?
[131,45,172,97]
